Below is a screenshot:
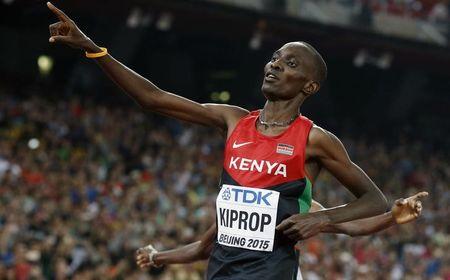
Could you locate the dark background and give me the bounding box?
[0,0,449,149]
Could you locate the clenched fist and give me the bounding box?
[135,244,161,269]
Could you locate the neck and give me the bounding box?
[262,94,306,122]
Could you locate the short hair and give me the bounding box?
[299,42,328,83]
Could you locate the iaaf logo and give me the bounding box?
[221,186,272,206]
[222,188,232,200]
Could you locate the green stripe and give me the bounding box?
[298,178,312,213]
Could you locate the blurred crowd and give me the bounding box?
[296,0,450,20]
[352,0,449,20]
[354,0,450,33]
[263,0,450,43]
[0,93,448,280]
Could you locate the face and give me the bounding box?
[261,42,316,100]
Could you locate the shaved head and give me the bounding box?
[284,41,327,83]
[299,42,327,83]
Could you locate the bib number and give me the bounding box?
[216,184,280,252]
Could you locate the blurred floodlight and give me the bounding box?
[249,20,266,50]
[127,7,152,28]
[210,92,220,101]
[156,12,173,31]
[127,7,142,28]
[353,49,367,68]
[37,55,53,75]
[376,53,393,69]
[354,49,393,70]
[28,138,40,150]
[219,91,230,102]
[2,0,14,5]
[249,32,262,50]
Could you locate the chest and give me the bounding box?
[224,120,309,187]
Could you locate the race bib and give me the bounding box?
[216,184,280,252]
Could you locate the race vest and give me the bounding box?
[207,111,313,280]
[216,184,280,252]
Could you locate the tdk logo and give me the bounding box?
[229,187,272,206]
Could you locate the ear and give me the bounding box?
[302,81,320,96]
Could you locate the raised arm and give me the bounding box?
[136,224,216,269]
[278,126,389,240]
[312,192,427,237]
[46,2,248,133]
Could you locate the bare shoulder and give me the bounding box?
[307,125,348,159]
[204,103,249,120]
[308,125,338,148]
[204,103,249,132]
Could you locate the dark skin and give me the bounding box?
[47,2,388,241]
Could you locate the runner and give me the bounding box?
[47,3,391,278]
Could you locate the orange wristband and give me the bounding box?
[85,47,108,58]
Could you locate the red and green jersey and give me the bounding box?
[207,110,313,280]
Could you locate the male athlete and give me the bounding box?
[135,192,427,278]
[48,2,391,279]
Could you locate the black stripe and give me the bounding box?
[221,169,307,198]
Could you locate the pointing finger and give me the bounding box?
[47,2,72,22]
[412,191,429,200]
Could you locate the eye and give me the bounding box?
[270,56,277,62]
[287,61,297,67]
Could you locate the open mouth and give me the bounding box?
[265,72,279,82]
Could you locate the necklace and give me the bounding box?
[258,108,300,128]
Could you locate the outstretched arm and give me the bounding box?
[136,224,216,269]
[312,192,427,237]
[46,2,248,133]
[322,212,394,237]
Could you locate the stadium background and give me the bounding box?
[0,0,449,279]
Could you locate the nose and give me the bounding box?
[270,59,283,71]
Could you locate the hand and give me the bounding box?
[47,2,99,51]
[135,244,161,269]
[392,191,428,224]
[276,212,330,241]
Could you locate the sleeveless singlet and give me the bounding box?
[207,110,313,280]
